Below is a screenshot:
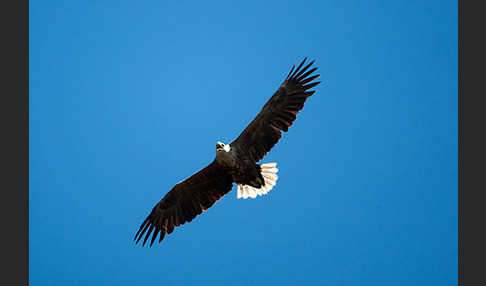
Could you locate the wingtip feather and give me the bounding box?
[142,225,155,247]
[293,61,315,80]
[286,63,296,80]
[303,81,321,90]
[290,58,307,78]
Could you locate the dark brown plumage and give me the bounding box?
[134,162,233,246]
[231,58,321,162]
[134,58,320,246]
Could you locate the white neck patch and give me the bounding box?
[223,144,231,152]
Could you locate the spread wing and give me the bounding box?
[134,161,233,246]
[231,58,321,162]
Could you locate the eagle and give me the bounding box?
[134,58,321,246]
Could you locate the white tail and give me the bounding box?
[237,163,279,199]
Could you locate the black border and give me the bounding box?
[0,0,482,285]
[1,1,28,285]
[459,0,486,285]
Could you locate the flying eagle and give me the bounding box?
[134,58,321,246]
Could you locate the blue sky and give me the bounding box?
[30,1,457,285]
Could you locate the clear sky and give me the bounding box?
[30,1,457,285]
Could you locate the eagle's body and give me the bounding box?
[134,58,321,246]
[215,142,265,188]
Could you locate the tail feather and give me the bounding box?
[237,162,279,199]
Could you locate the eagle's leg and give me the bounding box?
[248,176,264,188]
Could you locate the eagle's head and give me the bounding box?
[216,141,230,152]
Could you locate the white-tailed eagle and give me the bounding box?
[134,58,320,246]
